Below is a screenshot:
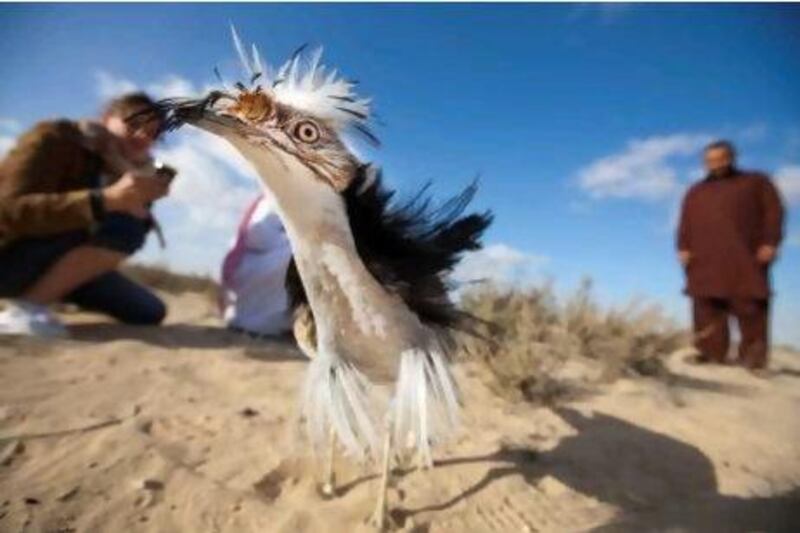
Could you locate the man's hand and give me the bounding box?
[102,171,170,218]
[678,250,691,267]
[756,245,777,265]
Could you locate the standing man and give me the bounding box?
[677,140,785,370]
[0,92,172,337]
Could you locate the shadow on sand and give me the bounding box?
[67,322,306,362]
[396,407,799,532]
[659,370,756,398]
[773,367,800,379]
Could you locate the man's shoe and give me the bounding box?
[746,367,773,379]
[0,300,68,338]
[735,358,772,377]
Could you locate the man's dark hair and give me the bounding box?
[704,139,737,159]
[102,92,166,135]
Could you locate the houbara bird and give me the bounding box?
[154,28,492,529]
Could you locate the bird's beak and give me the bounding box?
[159,91,345,191]
[161,92,261,140]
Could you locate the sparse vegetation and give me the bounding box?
[459,278,689,405]
[118,264,689,406]
[122,263,219,298]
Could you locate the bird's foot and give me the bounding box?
[395,448,432,476]
[319,480,336,499]
[367,509,384,531]
[366,505,397,531]
[317,471,337,499]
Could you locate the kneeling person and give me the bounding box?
[0,92,172,336]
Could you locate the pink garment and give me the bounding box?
[221,195,264,292]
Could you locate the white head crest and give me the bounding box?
[230,26,373,141]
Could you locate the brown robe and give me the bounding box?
[677,170,785,300]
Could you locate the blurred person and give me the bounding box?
[220,192,293,338]
[0,92,173,337]
[676,140,785,370]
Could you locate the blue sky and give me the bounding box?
[1,3,799,345]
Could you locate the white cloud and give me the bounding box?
[0,131,15,155]
[0,137,14,158]
[146,75,198,99]
[0,118,20,133]
[95,71,138,99]
[135,129,262,275]
[452,243,549,288]
[95,70,201,100]
[577,133,711,201]
[775,165,800,206]
[154,129,259,230]
[0,117,21,157]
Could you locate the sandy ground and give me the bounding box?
[1,292,799,533]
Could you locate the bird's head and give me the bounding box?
[159,29,377,197]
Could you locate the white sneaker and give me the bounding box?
[0,300,68,338]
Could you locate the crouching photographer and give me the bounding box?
[0,92,175,337]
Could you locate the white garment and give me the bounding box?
[222,195,293,336]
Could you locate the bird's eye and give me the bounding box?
[293,120,320,144]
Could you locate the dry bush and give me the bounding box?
[121,262,219,298]
[459,278,688,405]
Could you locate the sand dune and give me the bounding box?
[1,292,799,532]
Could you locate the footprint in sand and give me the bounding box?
[133,478,165,509]
[253,457,310,503]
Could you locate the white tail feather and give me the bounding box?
[392,347,461,465]
[302,351,383,459]
[301,345,461,464]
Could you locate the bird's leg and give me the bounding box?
[321,425,337,498]
[368,422,394,530]
[416,448,433,471]
[394,431,421,475]
[395,431,433,474]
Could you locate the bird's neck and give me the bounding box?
[233,140,420,378]
[276,183,396,342]
[246,160,393,335]
[282,189,415,380]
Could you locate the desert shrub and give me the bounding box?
[459,278,688,404]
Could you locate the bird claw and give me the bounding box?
[319,481,336,499]
[366,507,397,531]
[367,512,384,531]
